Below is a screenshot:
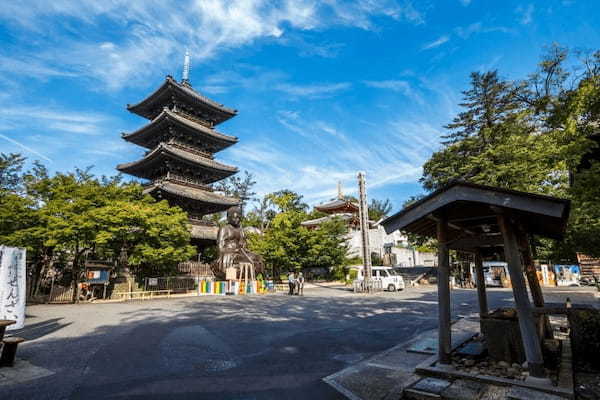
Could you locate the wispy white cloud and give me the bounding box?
[421,35,449,50]
[1,106,108,135]
[275,82,351,98]
[476,55,503,72]
[0,105,128,168]
[0,0,427,90]
[459,0,472,6]
[454,22,513,40]
[0,134,53,162]
[0,55,78,80]
[362,80,424,104]
[454,22,483,39]
[229,109,442,204]
[516,4,535,25]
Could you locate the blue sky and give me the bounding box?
[1,1,599,212]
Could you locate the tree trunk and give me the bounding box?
[71,250,82,304]
[33,248,53,298]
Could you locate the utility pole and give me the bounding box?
[358,172,372,292]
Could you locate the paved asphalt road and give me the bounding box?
[1,284,597,400]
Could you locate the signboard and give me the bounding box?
[0,246,26,330]
[87,269,110,284]
[148,278,158,286]
[225,267,237,281]
[554,264,580,287]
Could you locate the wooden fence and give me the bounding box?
[177,261,214,277]
[48,285,74,303]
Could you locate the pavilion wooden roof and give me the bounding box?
[122,108,238,151]
[381,181,570,251]
[127,76,237,124]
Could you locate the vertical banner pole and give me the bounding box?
[0,246,27,330]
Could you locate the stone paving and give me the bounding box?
[0,285,596,399]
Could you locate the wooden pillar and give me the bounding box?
[518,233,545,308]
[436,216,452,365]
[518,233,552,339]
[498,214,546,378]
[474,250,488,318]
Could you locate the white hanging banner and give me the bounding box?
[0,246,27,330]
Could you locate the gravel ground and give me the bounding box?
[1,284,597,400]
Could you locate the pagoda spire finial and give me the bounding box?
[337,180,343,200]
[182,49,191,85]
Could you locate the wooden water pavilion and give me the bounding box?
[381,181,570,380]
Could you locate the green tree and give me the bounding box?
[0,160,196,301]
[368,198,393,221]
[213,170,257,214]
[442,70,521,145]
[0,153,26,192]
[267,189,308,212]
[247,190,348,280]
[420,45,600,260]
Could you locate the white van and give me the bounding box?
[355,266,405,291]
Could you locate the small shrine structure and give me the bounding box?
[382,181,570,382]
[117,54,240,246]
[301,182,361,229]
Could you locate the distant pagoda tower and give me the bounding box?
[117,51,240,244]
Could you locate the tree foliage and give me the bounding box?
[247,190,348,279]
[368,198,393,221]
[0,157,196,299]
[420,45,600,259]
[213,170,257,213]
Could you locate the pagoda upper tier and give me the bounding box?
[116,142,238,184]
[122,107,238,153]
[127,75,237,125]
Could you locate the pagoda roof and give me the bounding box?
[127,76,237,123]
[117,143,238,183]
[315,199,360,214]
[144,179,239,213]
[122,108,238,151]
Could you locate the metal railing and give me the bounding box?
[111,290,176,300]
[144,276,196,291]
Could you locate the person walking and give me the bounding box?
[297,272,305,296]
[288,271,295,295]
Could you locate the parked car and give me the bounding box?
[355,266,405,291]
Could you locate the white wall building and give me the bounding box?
[346,224,437,267]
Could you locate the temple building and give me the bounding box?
[301,184,362,230]
[302,183,437,266]
[117,54,240,246]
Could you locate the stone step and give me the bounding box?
[404,387,442,399]
[403,378,452,400]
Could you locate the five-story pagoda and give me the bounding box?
[117,53,240,245]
